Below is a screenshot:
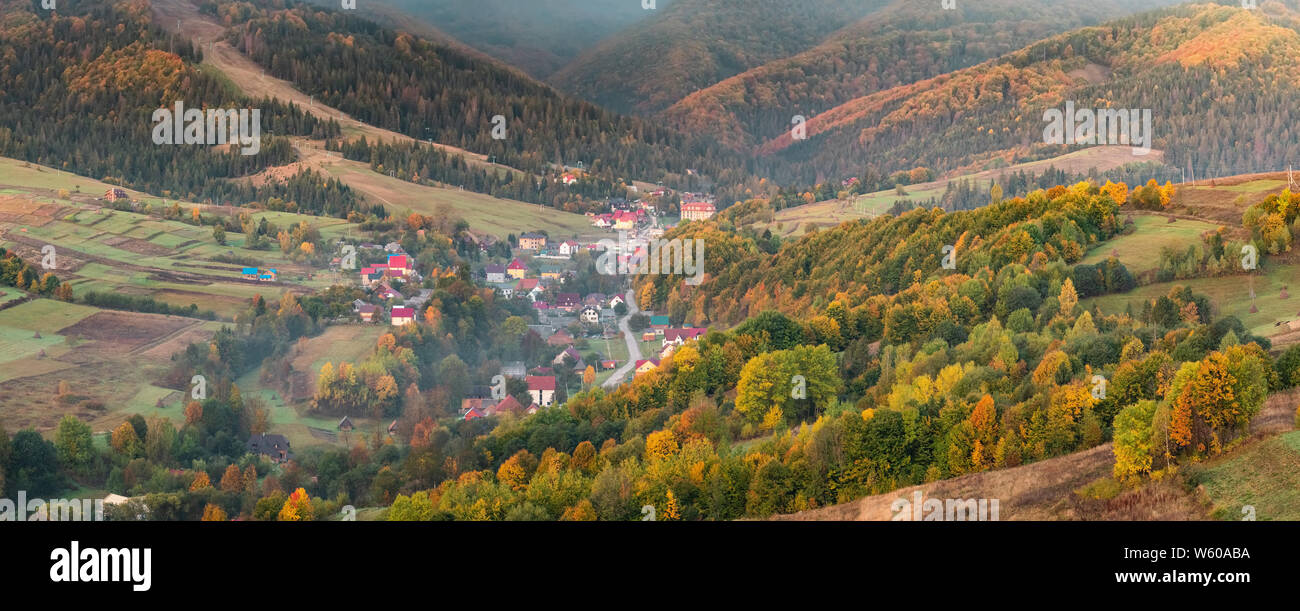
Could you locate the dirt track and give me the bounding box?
[150,0,501,168]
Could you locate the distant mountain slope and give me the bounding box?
[378,0,669,79]
[759,2,1300,184]
[548,0,889,116]
[662,0,1184,152]
[207,0,743,189]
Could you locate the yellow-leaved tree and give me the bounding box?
[201,503,227,521]
[277,488,314,521]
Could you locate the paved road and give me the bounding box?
[602,288,642,389]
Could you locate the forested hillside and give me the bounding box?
[205,0,745,190]
[0,0,357,212]
[548,0,889,116]
[362,181,1279,519]
[761,3,1300,185]
[662,0,1182,151]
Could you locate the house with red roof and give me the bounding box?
[488,395,523,417]
[507,258,528,279]
[663,327,706,347]
[559,240,582,257]
[386,254,410,277]
[635,359,660,377]
[527,375,556,407]
[546,329,573,347]
[390,306,415,326]
[613,211,637,230]
[463,406,486,421]
[515,277,542,301]
[461,397,497,416]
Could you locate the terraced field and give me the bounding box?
[0,193,354,318]
[0,299,222,432]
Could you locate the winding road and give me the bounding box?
[602,289,643,389]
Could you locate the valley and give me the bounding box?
[0,0,1297,533]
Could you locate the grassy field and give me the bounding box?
[1084,263,1300,337]
[766,147,1170,237]
[0,157,133,194]
[227,324,386,449]
[1080,215,1222,276]
[1191,431,1300,520]
[314,154,602,241]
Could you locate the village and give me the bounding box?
[337,188,718,422]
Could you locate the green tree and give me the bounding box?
[7,430,64,496]
[1113,400,1158,483]
[54,415,94,473]
[388,491,436,521]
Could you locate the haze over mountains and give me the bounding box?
[366,0,1300,187]
[4,0,1296,201]
[379,0,673,78]
[548,0,891,116]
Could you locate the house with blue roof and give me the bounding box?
[243,267,277,282]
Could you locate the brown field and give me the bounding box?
[0,196,63,226]
[58,311,196,354]
[772,443,1118,521]
[101,235,174,257]
[0,305,217,432]
[1169,171,1293,225]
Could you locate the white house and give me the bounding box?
[527,375,556,407]
[485,263,507,284]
